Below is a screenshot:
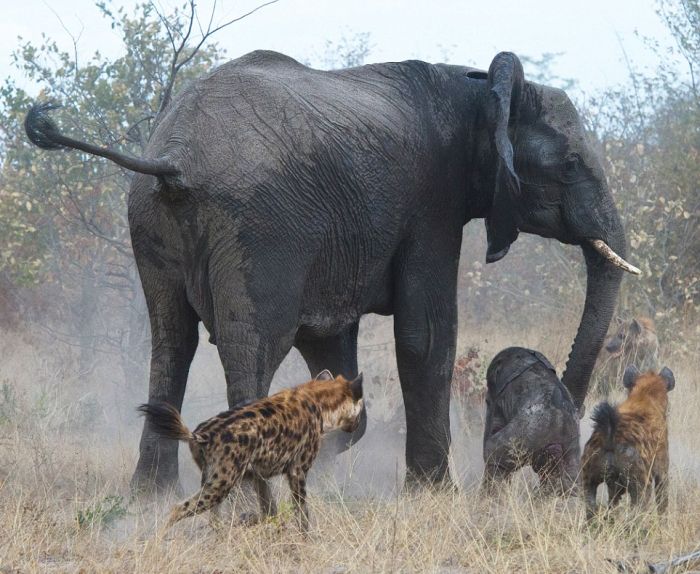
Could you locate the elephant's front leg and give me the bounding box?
[393,234,461,489]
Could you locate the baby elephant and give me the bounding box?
[482,347,580,494]
[582,365,674,519]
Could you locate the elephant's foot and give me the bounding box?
[129,460,183,499]
[403,463,457,493]
[238,511,265,527]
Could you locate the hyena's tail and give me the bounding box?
[137,402,194,442]
[591,401,618,451]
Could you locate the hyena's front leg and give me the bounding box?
[240,474,278,526]
[287,469,309,532]
[253,474,278,518]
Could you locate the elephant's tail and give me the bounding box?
[138,402,197,443]
[25,102,179,178]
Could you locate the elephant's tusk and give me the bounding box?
[589,239,641,276]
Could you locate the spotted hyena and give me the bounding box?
[593,316,659,394]
[582,365,674,520]
[138,371,364,532]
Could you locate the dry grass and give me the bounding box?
[1,322,699,573]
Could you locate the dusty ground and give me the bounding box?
[0,318,699,573]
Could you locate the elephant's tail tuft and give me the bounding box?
[25,101,65,150]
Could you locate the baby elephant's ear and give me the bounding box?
[350,373,363,401]
[315,369,334,381]
[623,364,640,390]
[659,366,675,391]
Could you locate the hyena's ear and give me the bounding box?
[630,318,642,335]
[659,366,675,391]
[350,373,363,401]
[623,364,640,390]
[315,369,334,381]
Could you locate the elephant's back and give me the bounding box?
[142,51,455,196]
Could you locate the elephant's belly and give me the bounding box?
[297,263,394,337]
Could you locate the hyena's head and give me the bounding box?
[309,371,364,433]
[622,364,675,408]
[605,316,658,364]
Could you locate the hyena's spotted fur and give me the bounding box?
[139,371,364,532]
[582,365,674,520]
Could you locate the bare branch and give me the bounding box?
[207,0,280,38]
[59,181,132,257]
[124,114,155,147]
[614,31,647,133]
[156,0,195,116]
[150,1,178,54]
[155,0,281,116]
[44,2,84,80]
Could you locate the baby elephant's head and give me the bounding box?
[311,371,365,433]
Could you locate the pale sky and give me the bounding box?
[1,0,674,98]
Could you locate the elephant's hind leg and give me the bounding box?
[132,281,199,495]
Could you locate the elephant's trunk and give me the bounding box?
[561,230,626,410]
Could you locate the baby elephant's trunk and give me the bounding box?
[138,402,194,442]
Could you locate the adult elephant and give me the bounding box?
[25,50,639,492]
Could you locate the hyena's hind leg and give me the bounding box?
[583,477,601,521]
[626,476,654,510]
[160,472,242,534]
[607,480,626,509]
[161,483,230,532]
[654,473,669,513]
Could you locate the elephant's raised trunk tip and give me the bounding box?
[588,239,641,276]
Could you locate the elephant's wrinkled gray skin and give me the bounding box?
[482,347,580,494]
[25,50,636,492]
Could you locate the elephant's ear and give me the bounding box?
[484,52,525,263]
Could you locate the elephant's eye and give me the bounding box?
[558,154,582,183]
[564,155,580,172]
